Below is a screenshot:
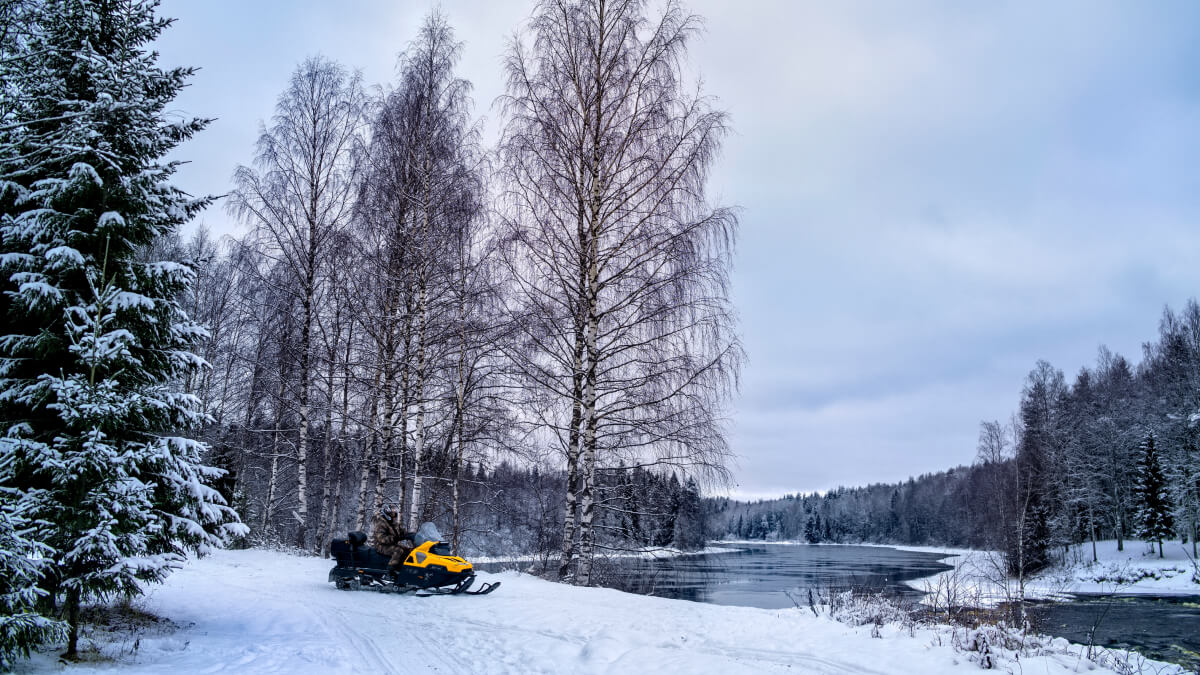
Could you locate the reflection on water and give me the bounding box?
[591,544,955,609]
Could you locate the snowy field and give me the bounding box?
[893,540,1200,604]
[17,548,1187,674]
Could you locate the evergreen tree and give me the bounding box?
[804,514,820,543]
[0,0,245,658]
[672,478,705,551]
[1134,433,1174,558]
[1009,361,1066,576]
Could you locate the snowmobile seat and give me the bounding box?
[331,533,393,570]
[330,537,357,566]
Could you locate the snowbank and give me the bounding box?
[18,548,1185,674]
[890,540,1200,604]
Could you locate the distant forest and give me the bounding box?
[708,300,1200,574]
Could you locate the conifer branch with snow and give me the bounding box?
[0,0,245,659]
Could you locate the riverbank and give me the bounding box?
[887,539,1200,603]
[18,547,1186,674]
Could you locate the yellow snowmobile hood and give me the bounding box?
[403,540,472,574]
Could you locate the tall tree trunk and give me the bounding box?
[452,287,467,551]
[315,317,339,554]
[262,374,287,532]
[575,26,606,585]
[373,335,396,515]
[407,276,427,532]
[408,142,431,532]
[398,345,412,514]
[397,319,412,517]
[64,586,80,659]
[322,322,355,554]
[295,271,313,549]
[558,326,585,580]
[330,455,346,541]
[354,369,382,531]
[558,180,590,580]
[575,298,600,585]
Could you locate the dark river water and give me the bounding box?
[591,543,953,609]
[484,544,1200,671]
[1027,594,1200,672]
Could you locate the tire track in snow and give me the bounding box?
[315,606,404,673]
[210,569,441,673]
[313,587,470,673]
[445,606,888,674]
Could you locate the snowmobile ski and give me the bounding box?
[415,579,501,597]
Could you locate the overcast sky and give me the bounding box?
[156,0,1200,499]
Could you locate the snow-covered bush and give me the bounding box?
[1088,564,1187,586]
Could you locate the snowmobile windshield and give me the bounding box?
[413,522,442,546]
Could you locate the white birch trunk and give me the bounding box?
[452,285,467,551]
[354,369,382,531]
[407,279,428,532]
[295,266,314,549]
[373,341,396,515]
[262,375,287,533]
[408,123,432,533]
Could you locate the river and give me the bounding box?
[591,543,953,608]
[514,543,1200,671]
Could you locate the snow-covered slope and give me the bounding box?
[898,540,1200,602]
[19,548,1185,674]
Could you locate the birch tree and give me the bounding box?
[397,13,480,532]
[353,12,483,533]
[500,0,741,585]
[230,57,364,549]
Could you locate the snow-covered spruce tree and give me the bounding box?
[0,0,245,658]
[1134,433,1173,558]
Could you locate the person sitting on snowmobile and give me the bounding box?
[369,508,414,571]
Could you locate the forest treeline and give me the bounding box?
[709,301,1200,574]
[164,0,739,586]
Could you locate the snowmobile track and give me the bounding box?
[316,596,470,673]
[317,607,404,673]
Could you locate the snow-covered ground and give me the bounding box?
[893,540,1200,604]
[17,548,1186,674]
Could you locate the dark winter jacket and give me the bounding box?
[370,511,414,567]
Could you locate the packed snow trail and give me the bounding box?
[19,549,1184,674]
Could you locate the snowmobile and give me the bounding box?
[328,525,499,597]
